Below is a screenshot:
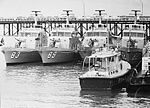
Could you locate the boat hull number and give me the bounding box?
[11,51,20,59]
[47,51,57,59]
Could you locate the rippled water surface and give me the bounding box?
[1,63,150,108]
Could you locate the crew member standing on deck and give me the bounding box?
[70,31,81,50]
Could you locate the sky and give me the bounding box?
[0,0,150,18]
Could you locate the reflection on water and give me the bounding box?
[80,90,150,108]
[1,63,150,108]
[80,90,120,107]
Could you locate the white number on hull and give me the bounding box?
[47,51,57,59]
[11,52,20,59]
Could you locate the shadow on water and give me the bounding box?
[79,90,124,107]
[80,90,121,99]
[128,91,150,98]
[79,90,150,107]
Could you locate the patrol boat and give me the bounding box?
[121,10,146,49]
[39,10,81,64]
[79,10,116,60]
[3,11,43,64]
[119,10,146,70]
[3,27,45,64]
[121,23,146,49]
[119,36,142,71]
[79,47,131,91]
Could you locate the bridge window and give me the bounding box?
[52,32,57,36]
[132,25,142,30]
[94,32,99,36]
[58,32,64,36]
[65,32,71,36]
[123,32,129,37]
[31,33,38,37]
[87,32,93,36]
[25,33,31,37]
[137,33,144,38]
[19,32,25,37]
[100,32,107,36]
[86,32,108,37]
[130,32,137,37]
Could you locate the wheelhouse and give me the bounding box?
[122,24,146,49]
[51,24,75,37]
[82,50,121,76]
[18,28,46,38]
[85,24,108,37]
[82,24,109,48]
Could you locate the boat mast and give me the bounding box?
[131,10,141,24]
[31,11,42,48]
[128,10,141,48]
[95,10,105,25]
[95,10,109,48]
[63,10,72,25]
[31,10,41,26]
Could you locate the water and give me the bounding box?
[1,63,150,108]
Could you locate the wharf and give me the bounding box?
[0,15,150,37]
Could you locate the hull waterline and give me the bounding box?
[79,69,133,91]
[39,48,77,64]
[4,48,42,64]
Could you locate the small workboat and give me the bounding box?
[79,47,132,91]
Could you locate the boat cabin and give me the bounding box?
[86,30,108,37]
[122,24,146,49]
[124,24,145,31]
[82,50,122,77]
[86,24,108,37]
[49,24,80,49]
[51,24,75,37]
[82,24,109,48]
[18,28,45,37]
[15,27,48,49]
